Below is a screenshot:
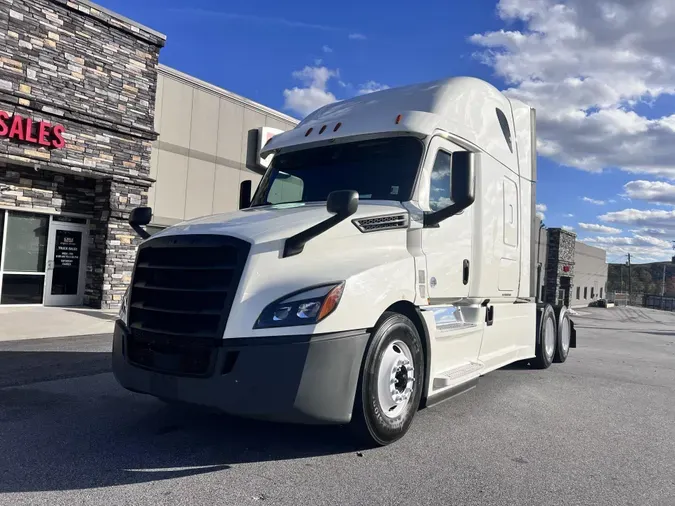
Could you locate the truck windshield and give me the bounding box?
[251,136,423,206]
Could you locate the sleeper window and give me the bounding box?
[429,151,453,212]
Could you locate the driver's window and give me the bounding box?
[429,150,453,211]
[268,172,304,204]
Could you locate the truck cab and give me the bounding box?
[113,76,575,446]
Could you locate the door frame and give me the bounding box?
[43,219,90,307]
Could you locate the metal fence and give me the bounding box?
[643,295,675,312]
[606,291,675,311]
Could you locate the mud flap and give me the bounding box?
[569,319,577,348]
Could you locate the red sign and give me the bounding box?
[0,111,66,149]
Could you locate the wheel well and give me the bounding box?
[385,300,431,409]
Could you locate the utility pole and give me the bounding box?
[627,253,632,305]
[662,264,667,297]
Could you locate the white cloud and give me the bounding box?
[599,208,675,231]
[535,203,547,220]
[623,180,675,204]
[283,66,339,116]
[349,33,367,40]
[582,196,606,205]
[578,223,622,234]
[584,233,673,263]
[322,45,333,53]
[471,0,675,179]
[357,81,390,95]
[562,225,575,231]
[282,66,389,117]
[564,213,574,218]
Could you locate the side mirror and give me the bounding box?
[239,180,252,209]
[424,151,478,228]
[129,206,152,239]
[283,190,359,258]
[327,190,359,217]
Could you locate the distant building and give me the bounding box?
[534,217,608,308]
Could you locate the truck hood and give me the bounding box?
[151,201,410,244]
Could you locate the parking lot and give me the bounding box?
[0,306,673,506]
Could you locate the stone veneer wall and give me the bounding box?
[545,228,577,306]
[0,0,165,308]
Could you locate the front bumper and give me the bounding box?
[112,320,370,424]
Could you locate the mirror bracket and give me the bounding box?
[283,190,359,258]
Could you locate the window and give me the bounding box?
[267,172,304,205]
[591,287,595,299]
[600,287,603,298]
[252,136,423,207]
[584,287,588,299]
[576,286,581,300]
[496,108,513,153]
[429,150,453,212]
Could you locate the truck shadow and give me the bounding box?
[0,350,366,494]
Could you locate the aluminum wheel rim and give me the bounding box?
[544,317,556,359]
[561,316,570,354]
[377,340,415,419]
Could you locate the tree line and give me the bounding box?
[607,262,675,296]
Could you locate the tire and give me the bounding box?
[554,307,571,363]
[350,311,424,447]
[531,304,556,369]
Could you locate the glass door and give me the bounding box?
[0,210,50,305]
[43,221,89,307]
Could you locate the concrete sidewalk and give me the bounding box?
[0,306,117,341]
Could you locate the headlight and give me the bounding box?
[254,282,345,329]
[119,286,130,325]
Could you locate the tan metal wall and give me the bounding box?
[148,65,298,227]
[573,241,609,304]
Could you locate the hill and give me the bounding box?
[607,261,675,296]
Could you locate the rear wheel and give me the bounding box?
[350,312,424,447]
[531,304,556,369]
[554,307,571,363]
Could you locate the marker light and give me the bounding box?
[395,114,403,124]
[319,125,327,134]
[305,128,313,137]
[334,122,342,132]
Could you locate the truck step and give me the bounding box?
[432,362,483,390]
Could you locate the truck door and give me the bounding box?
[421,137,473,301]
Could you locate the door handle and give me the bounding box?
[463,259,470,285]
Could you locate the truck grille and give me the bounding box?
[126,234,250,376]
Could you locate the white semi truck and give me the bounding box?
[113,76,577,446]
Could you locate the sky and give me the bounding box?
[96,0,675,264]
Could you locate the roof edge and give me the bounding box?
[158,64,300,125]
[61,0,167,43]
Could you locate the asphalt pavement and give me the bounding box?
[0,306,674,505]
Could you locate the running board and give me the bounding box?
[432,362,483,390]
[425,377,478,408]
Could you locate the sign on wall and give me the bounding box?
[257,127,284,169]
[0,111,66,149]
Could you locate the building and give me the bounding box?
[0,0,165,308]
[534,217,608,308]
[146,65,297,232]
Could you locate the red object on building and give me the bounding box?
[563,265,570,272]
[0,111,66,149]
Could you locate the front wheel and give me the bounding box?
[350,312,424,447]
